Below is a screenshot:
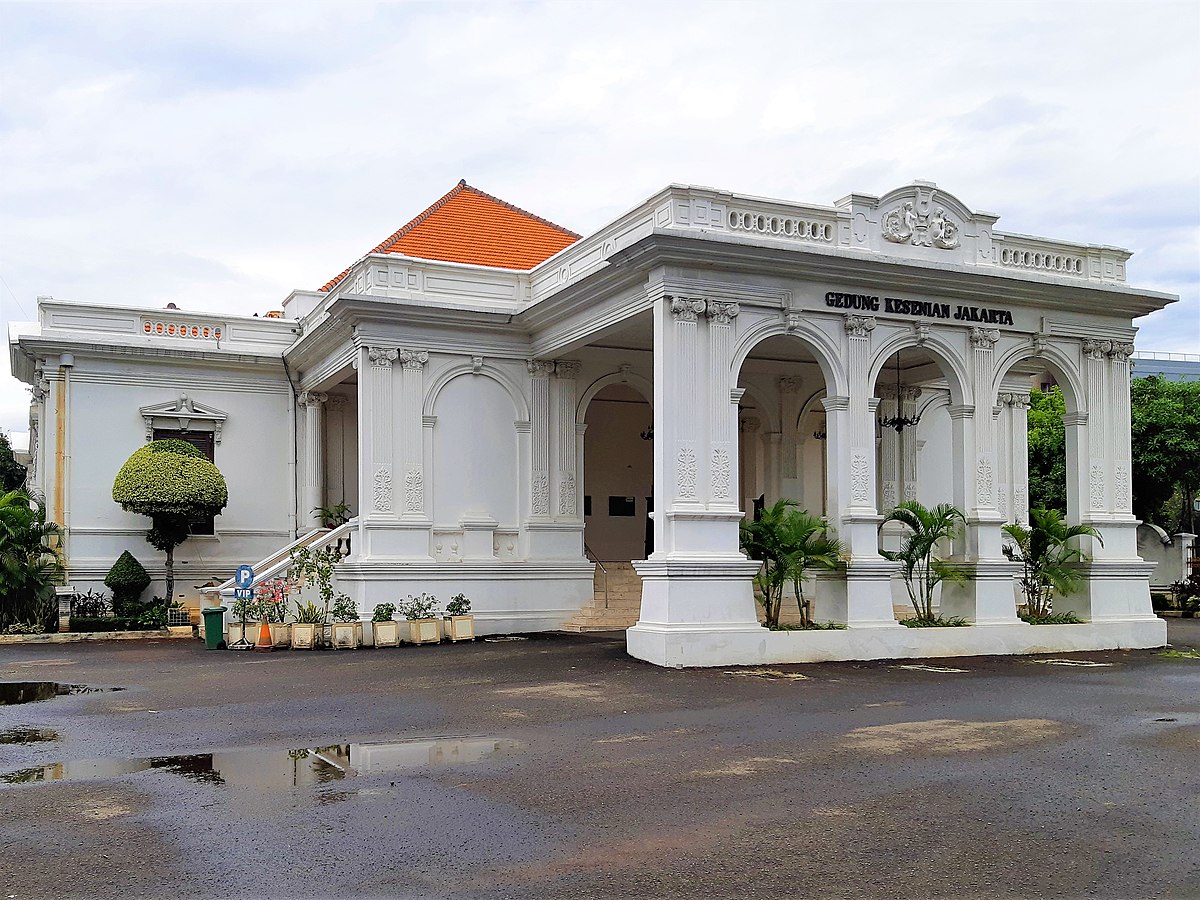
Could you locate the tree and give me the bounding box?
[112,439,228,610]
[779,510,843,628]
[0,490,63,632]
[879,500,965,622]
[1026,388,1066,513]
[104,550,152,617]
[1130,376,1200,533]
[0,432,26,492]
[1002,508,1101,619]
[740,498,796,629]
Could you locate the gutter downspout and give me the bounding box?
[54,353,74,549]
[282,355,300,540]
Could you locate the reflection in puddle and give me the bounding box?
[1,736,524,788]
[0,727,59,744]
[0,682,124,706]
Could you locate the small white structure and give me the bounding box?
[8,180,1173,665]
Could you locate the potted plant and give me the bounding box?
[371,603,400,647]
[330,596,361,649]
[291,600,325,649]
[256,577,292,647]
[314,501,351,529]
[879,500,968,627]
[1002,508,1101,623]
[400,592,441,645]
[443,593,475,642]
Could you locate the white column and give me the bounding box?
[877,384,899,512]
[778,376,803,505]
[741,418,760,509]
[298,391,327,529]
[900,387,921,504]
[941,327,1019,625]
[762,432,783,504]
[707,302,740,510]
[397,350,429,521]
[528,360,554,520]
[1108,342,1135,518]
[629,293,761,668]
[1007,393,1031,526]
[552,360,581,520]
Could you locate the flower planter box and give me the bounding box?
[443,615,475,642]
[330,621,363,649]
[227,622,253,646]
[405,618,441,645]
[270,623,291,648]
[291,622,322,649]
[372,620,401,647]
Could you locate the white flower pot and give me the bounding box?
[290,622,321,649]
[406,618,441,645]
[372,620,401,647]
[443,615,475,642]
[330,621,362,649]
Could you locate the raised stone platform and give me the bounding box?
[626,618,1168,668]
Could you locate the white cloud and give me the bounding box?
[2,0,1198,431]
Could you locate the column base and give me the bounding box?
[359,518,433,558]
[941,560,1022,625]
[1059,560,1159,622]
[841,558,903,628]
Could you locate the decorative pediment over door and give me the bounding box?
[139,393,229,444]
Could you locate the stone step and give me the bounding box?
[560,622,633,633]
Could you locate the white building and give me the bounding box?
[8,180,1174,666]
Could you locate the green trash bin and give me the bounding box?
[201,606,227,650]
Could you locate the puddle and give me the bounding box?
[891,664,969,674]
[0,736,524,788]
[0,727,59,744]
[0,682,124,706]
[1030,659,1113,667]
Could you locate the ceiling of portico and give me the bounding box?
[582,310,654,352]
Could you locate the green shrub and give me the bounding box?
[1151,592,1171,611]
[372,603,396,622]
[445,593,472,617]
[898,616,969,628]
[69,616,137,632]
[1020,612,1084,625]
[105,550,151,615]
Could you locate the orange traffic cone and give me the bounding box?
[254,619,274,652]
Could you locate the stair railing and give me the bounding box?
[202,518,358,601]
[584,542,609,609]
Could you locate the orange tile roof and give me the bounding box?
[319,181,580,292]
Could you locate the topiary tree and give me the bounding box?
[104,550,152,617]
[112,440,228,610]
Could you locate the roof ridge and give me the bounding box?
[458,182,582,240]
[318,181,578,293]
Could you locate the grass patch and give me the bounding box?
[1020,612,1084,625]
[1158,649,1200,660]
[770,622,848,631]
[898,616,968,628]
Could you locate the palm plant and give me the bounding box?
[780,511,844,628]
[0,490,64,632]
[739,498,797,629]
[1003,508,1101,619]
[880,500,965,622]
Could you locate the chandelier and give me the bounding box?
[878,353,921,433]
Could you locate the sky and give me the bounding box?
[1,0,1198,438]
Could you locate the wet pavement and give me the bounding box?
[1,621,1198,899]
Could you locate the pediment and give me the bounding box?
[140,393,228,443]
[836,181,999,265]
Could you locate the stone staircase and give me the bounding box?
[560,562,643,632]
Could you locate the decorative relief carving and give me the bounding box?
[970,327,1000,349]
[1108,342,1135,362]
[527,359,556,378]
[901,386,923,402]
[1082,339,1112,360]
[677,445,698,498]
[397,349,429,369]
[740,417,761,434]
[1014,484,1027,522]
[471,356,484,374]
[997,489,1008,518]
[912,322,930,345]
[531,471,550,516]
[368,347,399,368]
[558,473,577,516]
[668,296,707,322]
[903,481,918,502]
[881,201,960,250]
[711,446,732,499]
[30,376,49,404]
[404,468,423,511]
[1115,462,1130,510]
[705,300,739,325]
[882,481,897,509]
[850,452,870,504]
[554,360,581,380]
[1089,464,1105,508]
[778,377,802,394]
[786,312,804,333]
[1031,334,1048,356]
[297,391,327,408]
[843,314,876,338]
[976,456,995,507]
[373,467,393,512]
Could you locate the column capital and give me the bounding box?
[969,326,1000,349]
[843,314,876,337]
[1062,411,1089,426]
[740,417,761,433]
[367,346,399,368]
[705,300,739,325]
[1081,338,1112,360]
[297,391,328,408]
[527,359,556,377]
[1108,341,1135,361]
[668,295,707,322]
[397,349,429,369]
[821,395,850,412]
[901,386,922,402]
[778,376,803,394]
[947,404,975,420]
[553,359,581,380]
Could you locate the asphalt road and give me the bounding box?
[1,621,1198,900]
